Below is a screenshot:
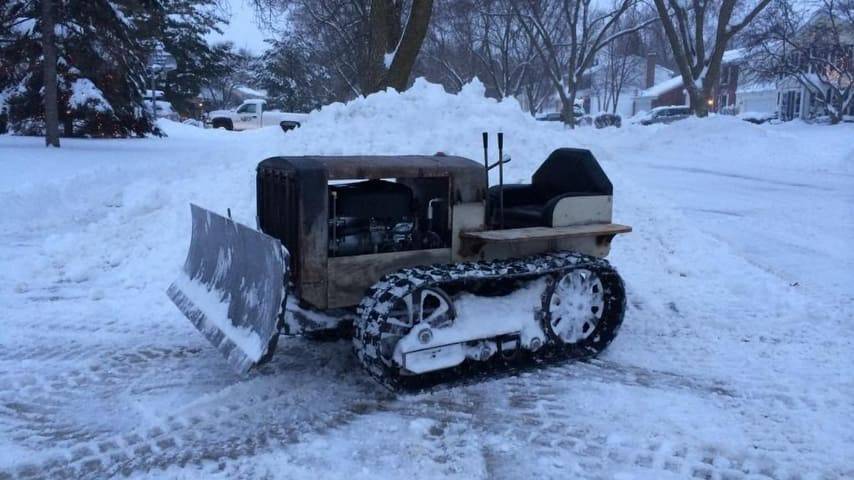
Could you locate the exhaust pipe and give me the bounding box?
[482,132,489,213]
[498,132,504,229]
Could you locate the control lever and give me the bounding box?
[487,153,511,171]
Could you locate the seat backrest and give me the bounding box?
[532,148,613,200]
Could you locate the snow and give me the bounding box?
[722,47,746,63]
[69,78,112,112]
[235,85,268,98]
[1,78,853,479]
[171,271,264,363]
[638,74,683,97]
[144,89,165,99]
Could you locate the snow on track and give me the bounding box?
[1,80,852,479]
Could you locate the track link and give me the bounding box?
[353,251,626,392]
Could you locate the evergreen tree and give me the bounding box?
[0,0,225,137]
[142,0,226,116]
[255,38,335,112]
[2,1,154,137]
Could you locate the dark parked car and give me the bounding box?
[639,106,691,125]
[739,111,777,124]
[536,105,586,123]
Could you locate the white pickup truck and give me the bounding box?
[206,99,308,132]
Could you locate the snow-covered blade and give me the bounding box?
[167,204,289,374]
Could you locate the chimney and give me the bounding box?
[645,52,658,89]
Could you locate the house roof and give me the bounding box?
[639,48,746,98]
[639,75,683,97]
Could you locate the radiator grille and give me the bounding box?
[257,167,300,282]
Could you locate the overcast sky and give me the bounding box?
[206,0,271,54]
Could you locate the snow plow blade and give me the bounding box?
[167,204,289,374]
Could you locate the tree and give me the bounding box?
[476,0,541,99]
[651,0,772,117]
[1,0,225,137]
[145,0,227,116]
[2,1,157,137]
[594,6,646,114]
[370,0,435,92]
[41,0,60,147]
[512,0,658,126]
[747,0,853,123]
[252,0,434,96]
[201,42,256,110]
[420,0,481,92]
[255,37,337,112]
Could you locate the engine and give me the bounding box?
[328,180,447,257]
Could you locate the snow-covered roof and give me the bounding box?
[144,89,165,99]
[638,48,747,98]
[639,75,683,98]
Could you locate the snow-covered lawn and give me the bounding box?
[1,81,852,479]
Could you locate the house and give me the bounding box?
[633,75,686,114]
[584,53,675,116]
[530,52,675,117]
[633,48,778,116]
[771,11,854,121]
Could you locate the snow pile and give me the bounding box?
[268,78,575,185]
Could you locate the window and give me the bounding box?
[719,94,728,108]
[237,103,258,114]
[721,66,729,86]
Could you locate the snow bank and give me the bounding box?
[267,78,576,185]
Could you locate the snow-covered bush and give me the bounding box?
[594,113,622,129]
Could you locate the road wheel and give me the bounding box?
[354,281,456,389]
[541,264,625,357]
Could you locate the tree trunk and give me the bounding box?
[363,0,433,94]
[688,87,709,117]
[42,0,61,147]
[385,0,432,91]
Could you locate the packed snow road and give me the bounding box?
[1,81,852,479]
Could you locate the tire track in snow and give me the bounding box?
[2,334,849,479]
[1,340,395,479]
[461,361,852,480]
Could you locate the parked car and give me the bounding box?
[738,111,777,124]
[536,105,586,123]
[594,113,621,129]
[152,100,180,122]
[536,112,563,122]
[206,99,308,132]
[638,106,691,125]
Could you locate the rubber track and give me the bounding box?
[353,251,626,393]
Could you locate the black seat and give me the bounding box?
[488,148,612,228]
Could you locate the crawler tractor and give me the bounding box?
[168,134,631,390]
